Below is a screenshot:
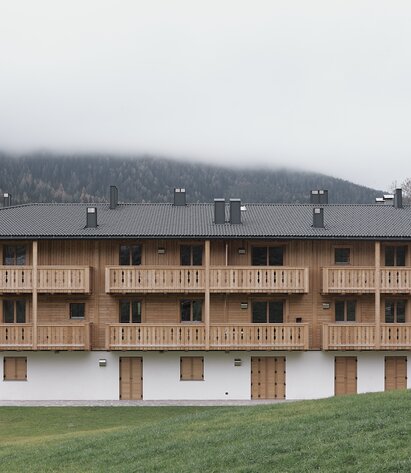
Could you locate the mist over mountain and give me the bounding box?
[0,152,382,205]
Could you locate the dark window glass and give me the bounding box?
[192,246,203,266]
[131,246,142,265]
[396,247,406,266]
[119,245,141,265]
[252,302,267,323]
[3,300,14,323]
[384,247,395,266]
[70,303,85,319]
[385,301,395,323]
[131,301,141,323]
[397,300,406,323]
[335,248,350,264]
[269,247,283,266]
[269,301,283,323]
[15,247,26,265]
[119,301,141,323]
[346,301,356,322]
[252,247,267,266]
[119,245,130,265]
[386,246,407,266]
[180,300,192,322]
[180,245,203,266]
[15,301,26,323]
[3,246,26,265]
[335,301,345,322]
[120,301,130,323]
[192,300,202,322]
[335,300,356,322]
[180,246,191,266]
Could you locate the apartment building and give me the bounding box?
[0,188,410,400]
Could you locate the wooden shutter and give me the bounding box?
[251,357,286,400]
[119,357,143,400]
[335,357,357,396]
[3,357,27,381]
[385,357,407,391]
[180,357,204,380]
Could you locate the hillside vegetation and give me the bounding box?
[0,152,382,204]
[0,391,409,473]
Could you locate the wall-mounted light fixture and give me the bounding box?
[99,359,107,367]
[234,358,242,366]
[240,302,248,309]
[157,248,166,254]
[322,303,330,310]
[238,248,246,255]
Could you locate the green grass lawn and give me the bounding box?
[0,391,410,473]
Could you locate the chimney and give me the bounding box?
[310,190,328,204]
[109,185,118,209]
[214,198,225,224]
[3,193,11,207]
[313,207,324,228]
[174,188,186,206]
[394,188,403,209]
[229,199,241,224]
[86,207,97,228]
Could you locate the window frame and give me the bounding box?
[180,244,204,266]
[334,300,357,322]
[69,302,86,320]
[119,243,142,266]
[251,299,285,323]
[251,245,285,266]
[384,245,408,267]
[2,245,28,265]
[2,299,27,324]
[333,246,352,265]
[119,299,142,324]
[384,299,407,324]
[180,299,203,323]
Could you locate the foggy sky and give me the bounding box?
[1,1,410,190]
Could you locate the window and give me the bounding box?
[3,246,26,265]
[385,246,407,266]
[335,300,356,322]
[3,300,26,323]
[180,357,204,380]
[3,357,27,381]
[119,244,141,265]
[252,247,283,266]
[334,248,350,265]
[180,300,202,322]
[180,245,203,266]
[70,303,85,319]
[252,301,284,323]
[119,301,142,323]
[385,300,406,323]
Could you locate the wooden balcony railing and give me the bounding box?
[105,267,205,293]
[107,324,206,350]
[323,323,411,350]
[322,267,375,293]
[380,268,411,293]
[0,323,91,350]
[209,323,309,350]
[37,266,91,293]
[106,323,309,350]
[0,266,91,293]
[0,266,33,293]
[209,267,309,293]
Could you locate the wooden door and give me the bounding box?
[251,357,285,400]
[119,357,143,400]
[335,357,357,396]
[385,357,407,391]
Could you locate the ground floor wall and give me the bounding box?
[0,351,409,401]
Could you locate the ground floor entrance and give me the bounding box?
[251,356,286,400]
[119,357,143,400]
[385,356,407,391]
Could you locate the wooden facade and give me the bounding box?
[1,238,411,351]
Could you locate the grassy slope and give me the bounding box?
[0,391,410,473]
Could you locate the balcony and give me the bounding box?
[0,323,91,350]
[322,323,411,350]
[105,267,205,293]
[0,266,91,294]
[210,267,309,293]
[380,268,411,293]
[106,323,309,350]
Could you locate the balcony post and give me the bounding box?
[375,241,381,349]
[205,240,210,350]
[32,241,38,350]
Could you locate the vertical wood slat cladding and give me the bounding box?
[251,357,285,399]
[385,357,407,391]
[335,357,357,396]
[119,357,143,400]
[180,357,204,380]
[3,357,27,380]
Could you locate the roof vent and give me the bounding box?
[375,197,384,203]
[174,188,186,206]
[86,207,97,228]
[310,190,328,204]
[3,193,11,207]
[230,199,241,224]
[394,188,403,209]
[214,198,225,224]
[313,207,324,228]
[109,185,118,209]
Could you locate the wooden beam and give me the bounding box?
[32,241,38,350]
[375,241,381,349]
[205,240,210,350]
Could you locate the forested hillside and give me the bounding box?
[0,152,382,204]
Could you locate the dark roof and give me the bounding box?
[0,202,411,240]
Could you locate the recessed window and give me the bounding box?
[385,246,407,266]
[385,300,406,323]
[3,357,27,381]
[335,248,350,265]
[119,301,142,323]
[335,300,356,322]
[180,357,204,381]
[252,247,283,266]
[2,300,26,323]
[69,303,85,320]
[119,244,141,265]
[3,246,26,265]
[180,245,203,266]
[180,300,202,322]
[252,301,284,323]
